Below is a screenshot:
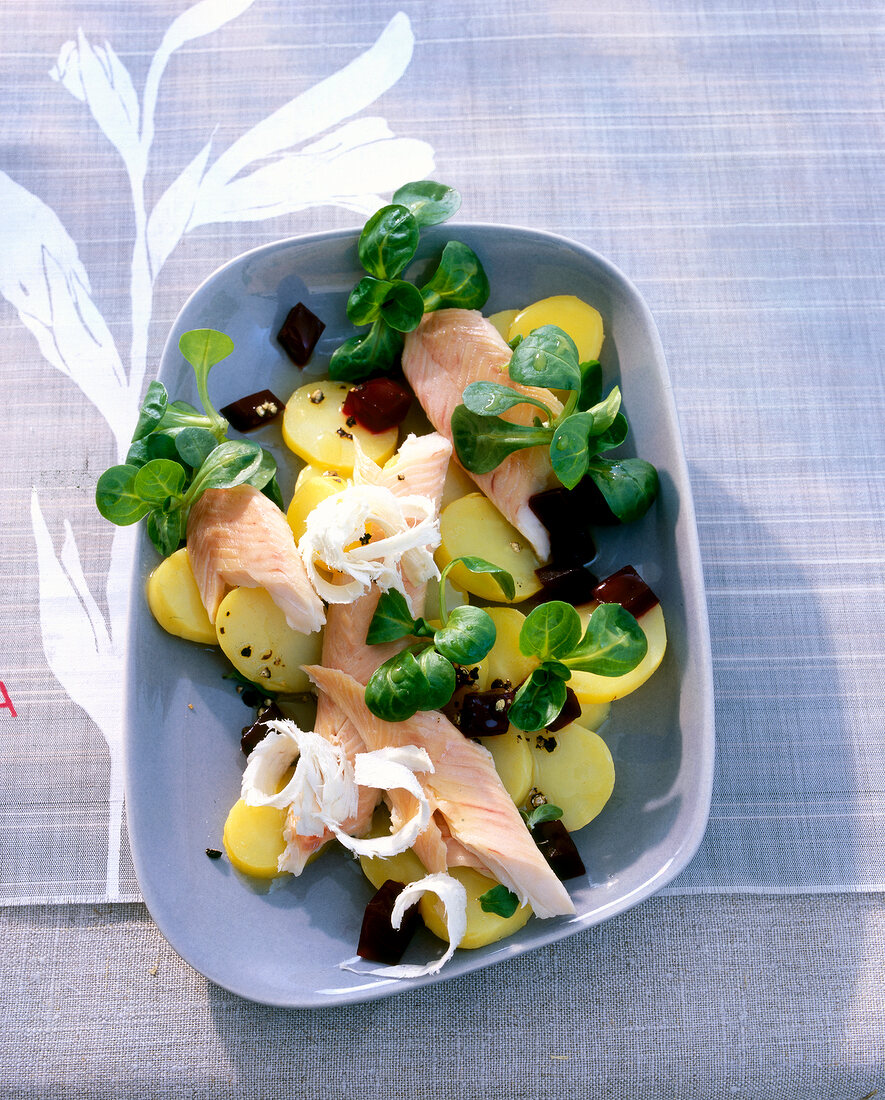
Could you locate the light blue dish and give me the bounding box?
[124,223,715,1007]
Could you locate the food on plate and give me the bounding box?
[527,723,615,833]
[222,798,288,878]
[328,180,488,384]
[146,548,216,645]
[486,309,519,340]
[341,377,413,433]
[282,379,399,473]
[215,586,322,693]
[277,301,325,366]
[187,483,324,633]
[219,389,284,433]
[306,663,575,920]
[481,607,539,689]
[95,328,284,558]
[98,180,667,978]
[507,294,604,363]
[476,730,534,805]
[277,431,453,875]
[435,492,542,602]
[402,308,562,560]
[569,600,666,704]
[285,470,348,542]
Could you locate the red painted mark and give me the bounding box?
[0,681,16,717]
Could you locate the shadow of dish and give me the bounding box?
[656,464,859,894]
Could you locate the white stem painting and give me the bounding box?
[0,1,434,900]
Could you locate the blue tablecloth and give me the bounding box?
[0,0,882,1093]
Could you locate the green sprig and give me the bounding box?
[96,329,279,557]
[451,323,659,521]
[328,181,490,382]
[507,601,648,732]
[362,557,514,723]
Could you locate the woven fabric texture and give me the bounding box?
[1,894,882,1097]
[0,1,882,905]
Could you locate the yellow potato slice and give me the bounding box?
[568,602,667,704]
[359,821,428,892]
[146,547,217,645]
[421,577,469,622]
[215,586,322,693]
[286,471,347,543]
[574,699,612,731]
[282,380,398,474]
[529,722,615,832]
[420,866,532,949]
[508,294,604,363]
[222,799,288,878]
[436,493,541,603]
[482,607,539,688]
[486,308,520,341]
[440,460,476,511]
[477,728,534,805]
[293,463,346,492]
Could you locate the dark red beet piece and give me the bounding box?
[240,701,284,756]
[535,562,598,606]
[531,819,586,880]
[528,487,598,565]
[546,687,581,732]
[459,689,515,737]
[278,302,325,366]
[573,476,620,527]
[341,378,412,434]
[593,565,659,618]
[357,879,421,964]
[220,389,284,432]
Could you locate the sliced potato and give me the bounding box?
[294,463,346,492]
[215,586,322,693]
[222,799,288,878]
[359,812,428,892]
[440,460,476,511]
[286,471,348,543]
[420,866,532,949]
[146,547,216,645]
[421,577,469,622]
[282,380,398,474]
[477,728,534,805]
[569,602,667,704]
[574,699,612,731]
[487,308,520,341]
[436,493,541,603]
[359,813,532,949]
[529,722,615,832]
[482,607,539,688]
[508,295,604,363]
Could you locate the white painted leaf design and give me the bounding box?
[192,12,416,222]
[50,32,141,169]
[142,1,259,153]
[31,493,128,898]
[49,41,84,100]
[0,171,131,448]
[159,0,259,56]
[147,137,214,279]
[30,494,122,739]
[189,118,434,225]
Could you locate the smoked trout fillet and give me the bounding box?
[187,484,324,634]
[279,433,453,874]
[401,308,561,561]
[307,664,576,920]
